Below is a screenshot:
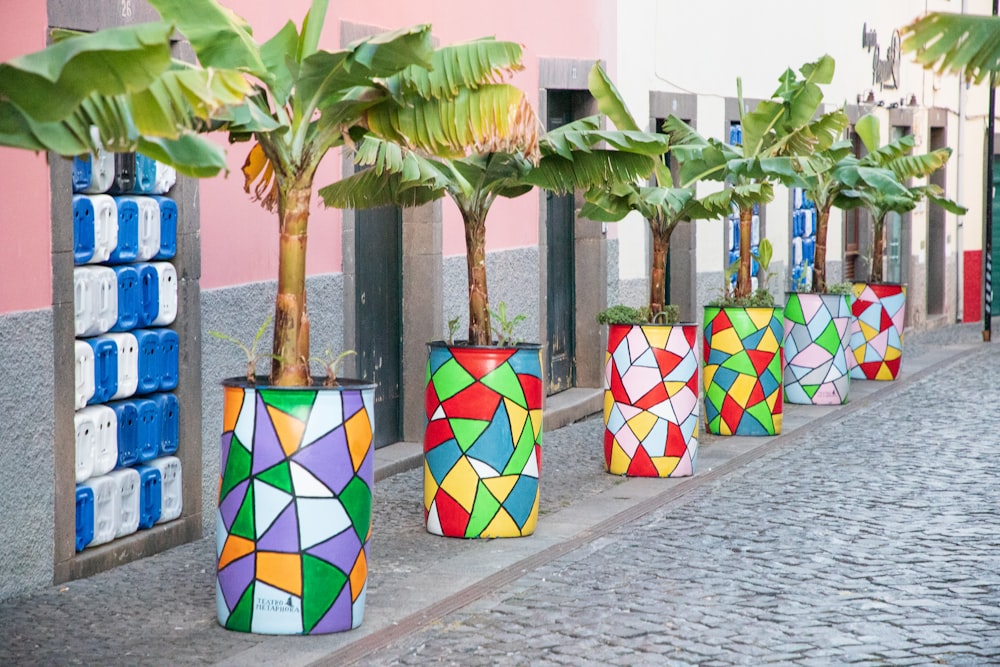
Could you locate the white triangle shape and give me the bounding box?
[300,390,343,447]
[298,497,351,549]
[468,458,500,479]
[233,388,256,451]
[289,460,334,498]
[426,499,442,535]
[521,449,539,478]
[253,479,292,537]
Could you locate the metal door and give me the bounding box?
[356,203,403,448]
[992,155,1000,314]
[546,90,576,393]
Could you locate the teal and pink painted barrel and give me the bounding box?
[423,342,543,538]
[602,322,699,477]
[782,292,852,405]
[849,282,906,381]
[703,306,784,436]
[217,379,375,635]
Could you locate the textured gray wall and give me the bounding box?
[0,309,55,601]
[442,247,540,345]
[198,275,344,534]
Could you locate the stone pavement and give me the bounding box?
[1,322,997,665]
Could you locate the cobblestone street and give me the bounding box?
[355,348,1000,665]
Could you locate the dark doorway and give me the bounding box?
[355,202,403,448]
[546,89,577,393]
[927,127,947,315]
[992,154,1000,315]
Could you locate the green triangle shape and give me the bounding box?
[302,554,348,633]
[221,436,253,500]
[813,319,842,355]
[503,429,536,475]
[515,416,535,451]
[745,400,777,434]
[226,581,255,632]
[451,418,491,452]
[729,309,760,339]
[465,480,502,537]
[431,358,476,401]
[257,461,294,494]
[230,484,256,540]
[258,388,315,423]
[721,350,757,375]
[339,475,372,542]
[481,363,526,408]
[802,384,820,398]
[785,294,806,325]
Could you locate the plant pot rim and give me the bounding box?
[851,280,907,288]
[427,339,541,351]
[703,304,783,311]
[603,321,698,328]
[784,290,852,297]
[221,376,376,390]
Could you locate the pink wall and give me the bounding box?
[199,0,614,288]
[0,3,51,314]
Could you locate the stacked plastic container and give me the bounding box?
[73,150,183,551]
[726,122,763,290]
[790,187,817,290]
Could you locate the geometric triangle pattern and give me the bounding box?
[217,380,375,635]
[602,323,698,477]
[423,342,542,538]
[782,292,852,405]
[848,282,905,381]
[703,306,784,436]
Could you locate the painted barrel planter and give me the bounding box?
[849,282,906,381]
[423,342,543,538]
[603,322,699,477]
[703,306,784,436]
[782,292,852,405]
[217,378,376,635]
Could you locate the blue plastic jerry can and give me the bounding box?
[134,397,161,463]
[157,329,179,391]
[133,329,161,395]
[151,196,177,260]
[109,197,139,263]
[136,263,160,328]
[135,464,163,529]
[86,336,119,404]
[133,154,157,194]
[73,195,96,264]
[75,485,95,551]
[114,196,161,262]
[110,400,139,468]
[110,265,141,332]
[73,150,115,194]
[152,392,179,456]
[72,155,93,194]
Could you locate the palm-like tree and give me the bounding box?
[0,0,544,385]
[901,12,1000,84]
[833,113,964,283]
[663,55,846,301]
[322,64,668,346]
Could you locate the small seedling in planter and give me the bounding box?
[489,301,526,347]
[597,304,680,325]
[714,238,776,308]
[447,316,462,346]
[309,349,357,387]
[208,315,277,384]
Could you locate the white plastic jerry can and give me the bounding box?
[73,149,115,195]
[74,407,98,483]
[74,340,96,410]
[152,162,176,195]
[114,196,161,261]
[106,332,139,400]
[149,456,182,523]
[85,474,118,547]
[90,405,118,477]
[74,266,118,337]
[90,194,119,264]
[107,467,140,538]
[150,262,177,326]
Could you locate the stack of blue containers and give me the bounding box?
[726,123,763,289]
[790,187,817,291]
[73,151,183,551]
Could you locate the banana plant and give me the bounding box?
[322,65,668,346]
[1,0,550,385]
[833,113,965,284]
[664,55,846,300]
[901,12,1000,85]
[528,62,726,318]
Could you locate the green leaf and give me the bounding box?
[261,21,300,107]
[902,12,1000,85]
[297,0,329,62]
[588,62,640,132]
[138,133,228,178]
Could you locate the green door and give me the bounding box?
[991,155,1000,314]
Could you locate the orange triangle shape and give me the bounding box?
[350,549,368,602]
[218,534,255,571]
[345,410,373,472]
[222,386,243,433]
[257,551,302,597]
[266,404,306,457]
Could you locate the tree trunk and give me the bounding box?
[812,205,831,293]
[464,210,492,346]
[870,214,886,283]
[270,180,312,386]
[650,227,670,316]
[735,205,753,299]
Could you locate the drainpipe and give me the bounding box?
[957,0,966,323]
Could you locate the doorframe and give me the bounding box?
[341,22,442,444]
[537,58,605,393]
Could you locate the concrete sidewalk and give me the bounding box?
[0,322,991,666]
